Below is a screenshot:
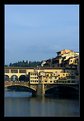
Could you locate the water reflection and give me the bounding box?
[4,91,80,117]
[4,91,32,98]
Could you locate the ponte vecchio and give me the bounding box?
[4,67,79,96]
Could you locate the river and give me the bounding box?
[4,91,80,117]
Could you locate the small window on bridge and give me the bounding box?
[11,70,18,73]
[67,76,69,79]
[19,70,26,73]
[71,76,75,79]
[72,81,75,83]
[5,69,9,73]
[45,81,47,82]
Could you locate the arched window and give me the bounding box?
[11,75,18,81]
[4,75,9,81]
[19,75,29,82]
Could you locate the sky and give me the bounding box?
[5,5,79,65]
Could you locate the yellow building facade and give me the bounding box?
[4,67,78,84]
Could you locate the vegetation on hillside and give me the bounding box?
[5,60,42,67]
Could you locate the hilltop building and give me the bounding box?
[41,49,79,68]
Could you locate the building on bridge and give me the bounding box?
[4,67,79,96]
[4,67,79,84]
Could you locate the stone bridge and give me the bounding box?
[4,81,79,96]
[4,67,79,96]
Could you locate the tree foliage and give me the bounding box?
[9,60,42,67]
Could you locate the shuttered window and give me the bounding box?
[11,70,18,73]
[5,69,9,73]
[19,70,26,73]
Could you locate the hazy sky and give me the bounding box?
[5,5,79,65]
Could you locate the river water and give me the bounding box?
[4,91,80,117]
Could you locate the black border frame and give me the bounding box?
[0,0,80,120]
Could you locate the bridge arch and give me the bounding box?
[45,84,79,98]
[4,75,9,81]
[11,75,18,81]
[5,85,36,96]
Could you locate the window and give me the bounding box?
[11,70,18,73]
[11,75,18,81]
[5,69,9,73]
[72,81,75,83]
[67,76,70,79]
[71,76,75,79]
[19,70,26,73]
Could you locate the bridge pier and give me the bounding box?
[36,82,45,96]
